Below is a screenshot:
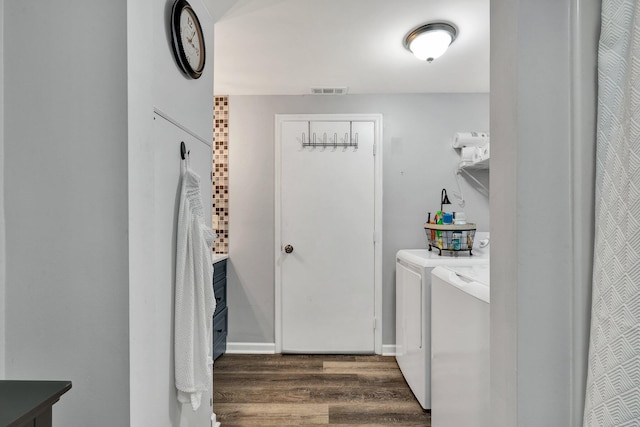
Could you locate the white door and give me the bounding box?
[279,119,376,353]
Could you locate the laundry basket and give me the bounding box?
[424,223,477,256]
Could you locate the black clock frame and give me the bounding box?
[171,0,206,79]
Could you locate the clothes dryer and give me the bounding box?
[395,233,489,409]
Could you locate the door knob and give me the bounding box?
[284,244,294,254]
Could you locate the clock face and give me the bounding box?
[171,0,206,79]
[180,8,204,72]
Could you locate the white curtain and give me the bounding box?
[584,1,640,426]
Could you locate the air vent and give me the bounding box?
[311,87,348,95]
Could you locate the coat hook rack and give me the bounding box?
[180,141,190,159]
[300,132,359,150]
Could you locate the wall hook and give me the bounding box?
[180,141,190,160]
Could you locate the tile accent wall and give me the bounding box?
[213,96,229,253]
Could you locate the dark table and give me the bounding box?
[0,380,72,427]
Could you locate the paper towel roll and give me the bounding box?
[453,131,490,148]
[460,146,476,162]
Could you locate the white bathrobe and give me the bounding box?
[175,165,217,411]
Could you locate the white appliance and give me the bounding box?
[431,264,490,427]
[395,232,489,409]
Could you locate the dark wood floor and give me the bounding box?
[213,354,430,426]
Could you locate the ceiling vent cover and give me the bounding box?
[311,87,348,95]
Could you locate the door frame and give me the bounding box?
[274,113,383,354]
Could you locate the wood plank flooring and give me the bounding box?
[213,354,430,426]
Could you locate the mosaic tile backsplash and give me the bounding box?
[213,96,229,254]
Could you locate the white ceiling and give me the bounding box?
[207,0,489,95]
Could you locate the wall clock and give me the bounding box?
[171,0,206,79]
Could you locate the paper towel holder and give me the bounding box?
[440,188,452,212]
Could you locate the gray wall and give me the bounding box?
[227,93,489,347]
[0,0,4,379]
[3,1,130,425]
[2,1,215,425]
[128,1,214,425]
[490,0,598,425]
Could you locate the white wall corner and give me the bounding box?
[491,0,585,426]
[202,0,238,22]
[569,0,600,424]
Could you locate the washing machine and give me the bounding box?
[431,264,490,427]
[395,232,489,410]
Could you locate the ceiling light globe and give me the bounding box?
[410,31,452,62]
[404,23,457,62]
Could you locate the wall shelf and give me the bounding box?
[458,158,489,171]
[457,158,489,195]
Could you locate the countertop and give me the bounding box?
[0,380,72,426]
[212,253,228,264]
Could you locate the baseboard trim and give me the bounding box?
[381,344,397,356]
[226,342,277,354]
[226,342,394,356]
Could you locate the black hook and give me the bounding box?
[180,141,190,160]
[440,188,452,212]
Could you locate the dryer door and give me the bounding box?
[395,258,427,408]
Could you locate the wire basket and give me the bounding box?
[424,223,477,256]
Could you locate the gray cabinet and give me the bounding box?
[213,259,228,360]
[0,381,71,427]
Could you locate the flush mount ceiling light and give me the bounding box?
[404,22,457,62]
